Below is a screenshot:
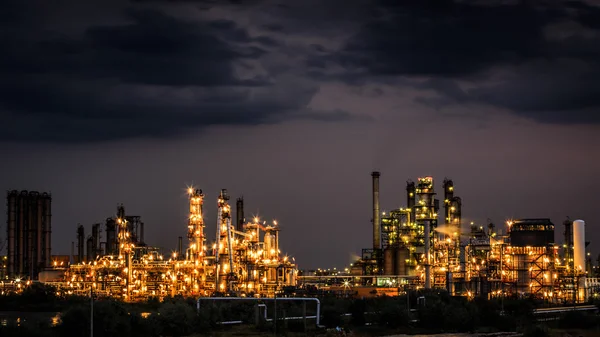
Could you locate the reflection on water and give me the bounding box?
[0,312,61,327]
[51,314,61,326]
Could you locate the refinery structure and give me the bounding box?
[2,188,297,300]
[1,173,599,303]
[300,173,598,304]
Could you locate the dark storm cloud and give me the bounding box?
[321,0,600,124]
[0,2,354,143]
[337,0,553,77]
[1,9,266,87]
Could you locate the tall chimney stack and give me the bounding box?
[372,171,381,250]
[178,236,183,259]
[236,197,244,232]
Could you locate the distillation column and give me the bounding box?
[563,219,573,268]
[415,177,438,289]
[215,189,234,293]
[443,179,462,276]
[186,188,206,294]
[116,206,134,299]
[187,188,205,261]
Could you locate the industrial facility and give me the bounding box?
[2,173,598,303]
[2,188,297,300]
[299,172,599,303]
[5,190,52,280]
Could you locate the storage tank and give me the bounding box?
[38,270,65,282]
[264,233,276,258]
[383,248,394,275]
[395,248,409,275]
[573,220,586,273]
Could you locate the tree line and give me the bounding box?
[1,284,600,336]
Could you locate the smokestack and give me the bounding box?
[77,225,85,263]
[92,224,99,258]
[236,197,244,232]
[86,236,93,262]
[372,171,381,250]
[178,236,183,259]
[71,242,75,265]
[140,222,145,244]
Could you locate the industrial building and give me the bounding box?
[299,172,599,303]
[72,204,145,265]
[25,187,297,301]
[5,190,52,280]
[3,175,598,303]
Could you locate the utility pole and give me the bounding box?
[90,286,94,337]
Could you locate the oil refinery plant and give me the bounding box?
[299,172,599,303]
[2,188,297,300]
[2,173,599,303]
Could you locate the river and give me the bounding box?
[0,311,61,327]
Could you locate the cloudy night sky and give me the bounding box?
[1,0,599,269]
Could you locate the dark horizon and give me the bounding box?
[1,0,599,269]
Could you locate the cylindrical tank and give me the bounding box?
[287,269,296,286]
[7,190,17,277]
[264,233,276,258]
[36,196,43,269]
[38,270,65,282]
[268,268,277,283]
[573,220,586,273]
[18,191,26,275]
[384,248,394,275]
[42,193,52,268]
[395,248,409,276]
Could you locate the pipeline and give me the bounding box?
[196,297,322,326]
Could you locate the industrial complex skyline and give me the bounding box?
[1,0,600,269]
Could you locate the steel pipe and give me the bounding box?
[196,297,321,326]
